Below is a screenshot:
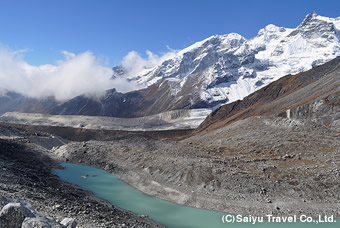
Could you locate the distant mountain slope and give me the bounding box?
[48,88,146,117]
[197,56,340,133]
[0,92,57,115]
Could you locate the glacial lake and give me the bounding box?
[54,163,338,228]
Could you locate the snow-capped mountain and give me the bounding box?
[1,12,339,118]
[123,12,340,107]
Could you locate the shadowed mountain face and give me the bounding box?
[0,85,206,118]
[0,92,58,115]
[197,56,340,133]
[47,82,207,117]
[47,83,202,118]
[48,89,146,117]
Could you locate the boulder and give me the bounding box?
[60,217,78,228]
[22,216,64,228]
[0,202,35,228]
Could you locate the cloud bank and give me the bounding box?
[121,49,177,78]
[0,46,178,101]
[0,48,140,100]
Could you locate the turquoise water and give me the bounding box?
[54,163,338,228]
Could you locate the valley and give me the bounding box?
[0,10,339,228]
[1,55,339,227]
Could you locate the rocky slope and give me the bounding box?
[197,55,340,133]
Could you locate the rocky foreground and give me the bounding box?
[0,127,164,228]
[51,115,340,219]
[0,115,339,228]
[0,199,77,228]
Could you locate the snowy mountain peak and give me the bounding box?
[122,13,340,109]
[179,33,246,55]
[219,33,246,51]
[295,12,338,35]
[303,11,318,22]
[260,24,286,33]
[254,24,288,44]
[298,12,324,28]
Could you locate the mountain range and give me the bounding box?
[0,12,339,117]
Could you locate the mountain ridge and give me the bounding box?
[0,12,339,117]
[124,12,339,103]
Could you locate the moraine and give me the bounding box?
[55,163,339,228]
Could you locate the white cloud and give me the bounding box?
[121,49,177,78]
[166,45,177,52]
[0,48,140,100]
[0,46,179,101]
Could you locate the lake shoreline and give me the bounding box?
[49,131,340,221]
[0,129,164,228]
[55,162,340,228]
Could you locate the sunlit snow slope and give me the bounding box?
[124,12,340,107]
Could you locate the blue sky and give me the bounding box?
[0,0,339,66]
